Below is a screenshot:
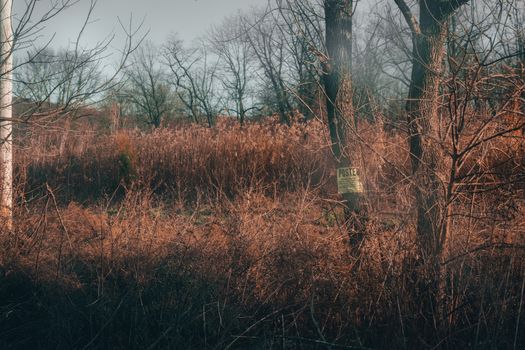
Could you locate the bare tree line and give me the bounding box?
[5,1,524,131]
[1,0,524,346]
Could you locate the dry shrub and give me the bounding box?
[134,118,330,199]
[15,125,122,201]
[1,113,524,349]
[1,189,357,349]
[1,184,524,349]
[16,118,332,203]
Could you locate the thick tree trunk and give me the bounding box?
[395,0,469,343]
[323,0,365,247]
[0,0,13,232]
[407,7,450,342]
[406,4,449,261]
[398,0,469,259]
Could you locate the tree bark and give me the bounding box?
[395,0,469,343]
[0,0,13,232]
[407,4,448,261]
[400,0,468,258]
[323,0,365,247]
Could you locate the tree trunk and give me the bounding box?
[269,74,290,126]
[0,0,13,232]
[395,0,469,343]
[238,98,245,125]
[323,0,365,247]
[406,4,449,261]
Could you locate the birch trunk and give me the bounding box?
[0,0,13,231]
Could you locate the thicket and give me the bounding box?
[1,115,524,349]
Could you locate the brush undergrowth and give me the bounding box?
[16,118,333,203]
[0,117,524,349]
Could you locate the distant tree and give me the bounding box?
[164,37,221,127]
[351,17,388,122]
[14,47,106,119]
[275,0,324,120]
[124,42,173,128]
[14,47,56,105]
[209,14,257,125]
[243,9,293,125]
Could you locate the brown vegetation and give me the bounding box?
[1,116,524,349]
[15,118,332,202]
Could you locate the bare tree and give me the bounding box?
[12,2,141,123]
[322,0,367,246]
[0,0,141,229]
[391,0,472,342]
[275,0,324,120]
[393,0,469,258]
[14,46,106,120]
[14,47,56,105]
[124,42,173,128]
[271,0,366,244]
[164,37,220,127]
[351,16,390,122]
[243,9,293,125]
[209,14,256,125]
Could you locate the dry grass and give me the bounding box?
[1,116,524,349]
[15,118,333,203]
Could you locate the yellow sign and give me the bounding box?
[337,167,363,194]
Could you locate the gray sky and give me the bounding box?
[14,0,265,50]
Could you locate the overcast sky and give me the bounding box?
[14,0,265,50]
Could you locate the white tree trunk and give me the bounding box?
[0,0,13,231]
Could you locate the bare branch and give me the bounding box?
[393,0,420,35]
